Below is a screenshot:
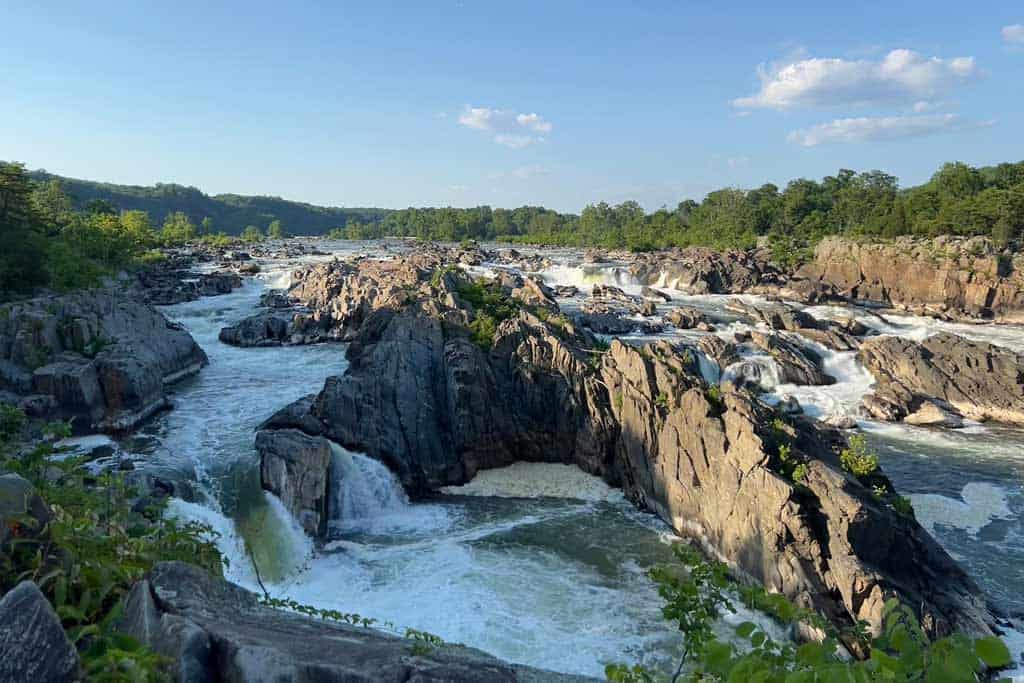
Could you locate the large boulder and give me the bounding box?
[0,291,207,432]
[748,331,833,386]
[256,428,333,536]
[0,581,80,682]
[118,562,593,682]
[859,332,1024,425]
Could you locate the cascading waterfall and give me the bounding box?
[721,355,783,391]
[328,443,451,535]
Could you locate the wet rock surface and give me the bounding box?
[118,562,593,683]
[859,332,1024,425]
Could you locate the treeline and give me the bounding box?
[330,160,1024,264]
[25,168,388,236]
[1,162,273,295]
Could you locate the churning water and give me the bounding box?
[132,243,1024,675]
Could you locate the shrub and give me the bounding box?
[1,405,224,678]
[606,540,1014,682]
[840,434,880,478]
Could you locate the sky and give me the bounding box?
[2,1,1023,212]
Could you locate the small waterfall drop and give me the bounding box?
[328,443,451,535]
[721,355,782,391]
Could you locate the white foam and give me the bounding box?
[441,462,624,502]
[910,482,1014,536]
[329,444,452,534]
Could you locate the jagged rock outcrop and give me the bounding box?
[747,331,833,386]
[0,291,207,432]
[664,307,712,330]
[600,340,991,640]
[794,236,1024,322]
[0,581,80,682]
[256,429,334,536]
[726,299,863,351]
[118,562,593,682]
[629,247,780,294]
[258,254,995,642]
[859,333,1024,425]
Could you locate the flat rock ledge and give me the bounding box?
[118,561,596,683]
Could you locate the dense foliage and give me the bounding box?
[0,404,223,679]
[607,543,1014,682]
[26,168,387,237]
[1,162,248,296]
[18,160,1024,262]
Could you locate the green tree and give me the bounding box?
[0,162,48,293]
[161,211,196,244]
[267,219,286,239]
[241,224,264,242]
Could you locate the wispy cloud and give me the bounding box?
[734,49,982,110]
[1003,24,1024,45]
[457,106,552,148]
[787,114,993,146]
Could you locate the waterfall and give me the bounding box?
[328,443,447,535]
[721,356,782,391]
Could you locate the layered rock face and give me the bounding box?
[859,332,1024,425]
[0,291,207,432]
[795,236,1024,322]
[258,253,993,641]
[118,562,592,682]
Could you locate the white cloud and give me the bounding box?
[515,113,553,133]
[457,106,499,130]
[787,114,992,146]
[457,105,553,148]
[733,49,982,110]
[1003,24,1024,45]
[727,155,750,168]
[512,164,550,179]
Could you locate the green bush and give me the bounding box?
[840,434,880,478]
[1,405,224,678]
[607,542,1014,682]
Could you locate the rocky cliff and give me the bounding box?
[794,236,1024,322]
[256,252,995,643]
[0,291,207,432]
[859,332,1024,426]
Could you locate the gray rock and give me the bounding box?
[257,428,333,536]
[749,331,833,386]
[664,307,707,330]
[859,333,1024,425]
[0,581,80,682]
[0,291,206,432]
[118,562,595,683]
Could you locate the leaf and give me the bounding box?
[975,637,1012,668]
[735,621,757,639]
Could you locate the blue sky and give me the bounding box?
[3,1,1022,212]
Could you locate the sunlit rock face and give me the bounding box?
[256,248,996,643]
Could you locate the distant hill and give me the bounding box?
[27,169,391,236]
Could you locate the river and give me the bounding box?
[117,242,1024,677]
